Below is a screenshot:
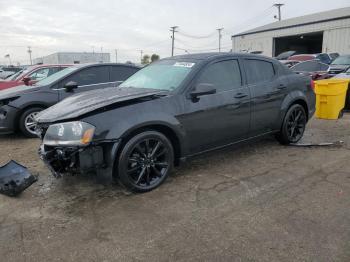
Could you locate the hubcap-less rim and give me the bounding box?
[24,112,40,135]
[127,138,170,188]
[287,107,306,143]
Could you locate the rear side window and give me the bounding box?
[244,59,275,85]
[110,66,139,81]
[63,66,109,86]
[317,54,331,64]
[197,60,242,92]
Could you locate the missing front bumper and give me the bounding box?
[38,141,120,183]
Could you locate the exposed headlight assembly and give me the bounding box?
[0,96,19,107]
[43,121,95,146]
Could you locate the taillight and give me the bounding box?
[310,80,315,91]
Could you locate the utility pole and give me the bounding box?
[140,50,143,64]
[27,46,32,65]
[100,47,103,62]
[217,28,224,52]
[273,3,284,21]
[170,26,178,57]
[115,49,118,63]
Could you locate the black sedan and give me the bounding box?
[36,53,316,192]
[0,63,140,137]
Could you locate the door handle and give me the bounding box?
[234,93,248,99]
[277,84,287,90]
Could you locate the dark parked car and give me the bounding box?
[328,55,350,76]
[0,63,140,137]
[275,51,297,60]
[36,53,316,192]
[329,53,340,61]
[280,60,300,68]
[290,60,330,80]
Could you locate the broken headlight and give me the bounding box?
[43,121,95,146]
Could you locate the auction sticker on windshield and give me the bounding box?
[174,62,195,68]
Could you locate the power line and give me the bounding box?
[223,6,275,35]
[175,45,231,52]
[177,30,217,39]
[174,38,219,50]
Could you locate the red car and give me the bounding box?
[0,64,72,91]
[288,53,332,65]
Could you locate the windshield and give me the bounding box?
[35,66,78,86]
[276,51,295,59]
[119,60,196,91]
[5,70,23,81]
[331,56,350,65]
[291,61,329,72]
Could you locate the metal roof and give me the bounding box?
[233,6,350,37]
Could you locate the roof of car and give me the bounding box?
[169,52,271,61]
[71,63,141,69]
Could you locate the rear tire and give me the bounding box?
[277,104,307,145]
[117,131,174,193]
[19,107,43,138]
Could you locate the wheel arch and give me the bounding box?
[279,92,310,126]
[117,123,183,166]
[14,103,48,130]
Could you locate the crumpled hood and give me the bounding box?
[36,87,167,123]
[0,84,41,100]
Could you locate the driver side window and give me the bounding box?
[196,60,242,93]
[29,68,50,81]
[62,66,109,87]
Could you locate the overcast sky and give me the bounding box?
[0,0,349,65]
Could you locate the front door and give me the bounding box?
[58,66,110,101]
[180,59,251,155]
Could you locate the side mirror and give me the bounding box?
[22,77,31,85]
[64,81,78,92]
[190,83,216,100]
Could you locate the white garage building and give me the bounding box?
[231,7,350,57]
[33,52,110,65]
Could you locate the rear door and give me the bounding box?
[243,59,287,136]
[58,66,110,100]
[181,59,251,154]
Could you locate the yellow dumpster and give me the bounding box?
[315,79,350,120]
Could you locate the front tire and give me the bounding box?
[117,131,174,193]
[19,107,43,138]
[277,104,307,145]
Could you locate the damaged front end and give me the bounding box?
[37,121,120,183]
[39,145,105,177]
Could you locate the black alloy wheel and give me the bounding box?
[117,131,174,192]
[277,104,307,145]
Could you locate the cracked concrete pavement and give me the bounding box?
[0,116,350,261]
